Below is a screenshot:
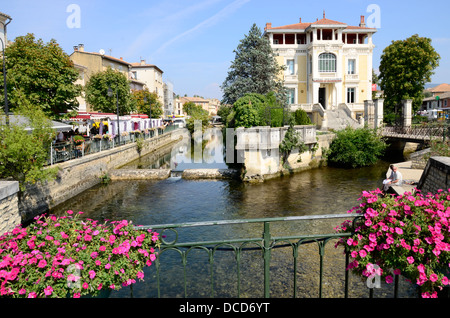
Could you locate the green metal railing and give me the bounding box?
[137,213,399,298]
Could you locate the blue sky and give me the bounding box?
[2,0,450,100]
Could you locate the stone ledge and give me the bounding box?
[0,181,19,199]
[109,169,171,180]
[182,169,240,180]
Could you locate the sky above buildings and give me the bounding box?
[2,0,450,100]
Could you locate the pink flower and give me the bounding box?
[430,273,438,282]
[385,275,393,284]
[407,256,414,264]
[37,259,47,268]
[44,286,53,296]
[83,282,89,289]
[89,270,96,279]
[105,263,111,269]
[359,249,367,258]
[395,227,403,235]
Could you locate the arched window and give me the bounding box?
[318,53,336,72]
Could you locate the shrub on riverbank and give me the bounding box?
[0,211,160,298]
[326,127,387,168]
[336,189,450,298]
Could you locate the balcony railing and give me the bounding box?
[135,214,413,298]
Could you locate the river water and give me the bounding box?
[50,131,418,298]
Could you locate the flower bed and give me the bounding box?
[336,188,450,298]
[0,211,160,298]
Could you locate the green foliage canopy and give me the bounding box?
[379,34,440,114]
[221,23,286,105]
[1,33,82,118]
[131,89,163,118]
[85,67,135,115]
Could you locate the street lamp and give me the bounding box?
[0,37,8,126]
[107,87,120,145]
[1,15,11,126]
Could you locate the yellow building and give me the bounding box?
[70,45,145,112]
[264,14,376,122]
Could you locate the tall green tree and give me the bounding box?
[1,33,82,118]
[85,67,135,115]
[132,89,163,118]
[221,23,286,105]
[379,34,440,115]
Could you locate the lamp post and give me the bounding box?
[0,37,8,126]
[107,87,120,145]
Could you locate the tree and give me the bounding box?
[0,97,58,199]
[132,89,163,118]
[183,101,203,116]
[379,34,440,115]
[85,67,135,115]
[221,23,286,105]
[1,33,82,119]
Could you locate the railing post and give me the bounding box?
[263,221,271,298]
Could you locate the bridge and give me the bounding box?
[381,125,449,143]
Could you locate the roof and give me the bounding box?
[130,62,164,74]
[429,83,450,93]
[265,16,376,32]
[181,97,209,103]
[0,12,12,21]
[71,50,132,66]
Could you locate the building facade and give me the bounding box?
[130,60,165,106]
[264,14,376,117]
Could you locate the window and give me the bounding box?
[347,88,356,104]
[286,60,294,75]
[348,59,356,75]
[287,88,295,104]
[318,53,336,72]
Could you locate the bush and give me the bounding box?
[292,109,312,125]
[326,127,387,168]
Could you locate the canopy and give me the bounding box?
[3,115,73,132]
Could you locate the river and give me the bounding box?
[50,132,418,298]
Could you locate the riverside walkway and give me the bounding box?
[388,161,424,195]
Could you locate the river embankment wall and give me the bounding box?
[418,156,450,194]
[235,125,334,182]
[0,181,20,235]
[14,128,185,225]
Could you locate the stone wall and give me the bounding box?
[0,181,20,235]
[418,156,450,194]
[19,129,185,222]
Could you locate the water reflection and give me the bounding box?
[122,128,229,170]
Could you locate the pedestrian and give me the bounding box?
[382,164,403,192]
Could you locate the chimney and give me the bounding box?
[140,59,146,66]
[359,15,366,27]
[265,22,272,30]
[299,18,302,23]
[78,44,84,52]
[73,45,78,51]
